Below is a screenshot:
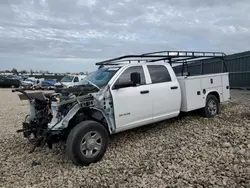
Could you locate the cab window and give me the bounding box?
[116,66,146,86]
[147,65,172,84]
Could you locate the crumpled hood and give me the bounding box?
[55,85,99,96]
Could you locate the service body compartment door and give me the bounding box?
[201,75,222,89]
[222,73,230,102]
[178,77,205,112]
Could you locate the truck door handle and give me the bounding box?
[140,90,149,94]
[171,86,178,90]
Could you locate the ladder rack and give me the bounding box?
[95,50,227,66]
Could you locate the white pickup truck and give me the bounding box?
[54,75,87,88]
[14,51,230,166]
[109,62,230,130]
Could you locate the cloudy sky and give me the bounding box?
[0,0,249,72]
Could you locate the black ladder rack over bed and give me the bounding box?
[95,51,228,74]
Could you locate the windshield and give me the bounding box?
[79,67,120,88]
[61,76,74,82]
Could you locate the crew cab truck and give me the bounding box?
[13,51,230,166]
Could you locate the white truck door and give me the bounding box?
[110,65,153,131]
[146,64,181,122]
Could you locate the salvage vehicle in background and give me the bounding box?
[13,51,230,166]
[54,75,86,88]
[0,75,21,88]
[20,77,44,90]
[39,79,57,90]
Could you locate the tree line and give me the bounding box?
[0,68,88,75]
[0,69,51,74]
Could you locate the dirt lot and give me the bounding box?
[0,89,250,188]
[230,89,250,108]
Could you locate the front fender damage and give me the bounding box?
[14,84,115,152]
[50,84,115,133]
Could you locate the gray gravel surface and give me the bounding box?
[0,89,250,188]
[230,89,250,108]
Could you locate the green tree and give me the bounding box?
[11,68,18,75]
[20,70,28,74]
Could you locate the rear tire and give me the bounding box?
[66,120,109,166]
[200,94,219,118]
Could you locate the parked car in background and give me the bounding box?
[5,75,26,81]
[0,75,21,88]
[39,79,57,90]
[20,77,44,90]
[54,75,86,88]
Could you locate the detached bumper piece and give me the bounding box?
[17,122,64,152]
[16,122,47,152]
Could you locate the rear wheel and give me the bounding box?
[200,94,219,118]
[66,120,109,166]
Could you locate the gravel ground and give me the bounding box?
[0,89,250,188]
[230,89,250,108]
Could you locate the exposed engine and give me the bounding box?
[12,85,99,152]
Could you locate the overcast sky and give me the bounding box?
[0,0,249,72]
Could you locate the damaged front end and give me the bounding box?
[13,85,106,152]
[13,89,54,152]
